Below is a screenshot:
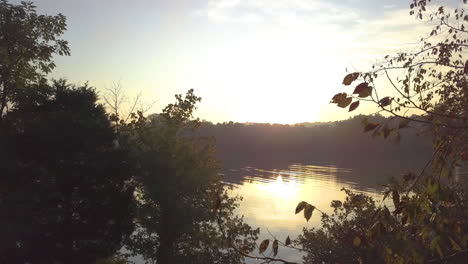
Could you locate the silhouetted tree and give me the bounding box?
[0,80,135,264]
[0,0,70,121]
[124,90,259,264]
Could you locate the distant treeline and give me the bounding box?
[196,115,432,168]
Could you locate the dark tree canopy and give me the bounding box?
[0,0,70,119]
[0,81,135,264]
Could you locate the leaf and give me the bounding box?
[353,82,372,98]
[353,82,367,93]
[349,101,360,112]
[392,190,400,207]
[285,236,291,246]
[343,72,360,85]
[331,93,352,108]
[338,97,352,108]
[259,239,269,254]
[398,119,410,129]
[331,93,347,104]
[272,239,279,256]
[430,237,443,257]
[450,237,462,251]
[353,236,362,247]
[364,122,379,132]
[379,97,392,107]
[304,204,315,221]
[295,201,307,214]
[360,86,372,98]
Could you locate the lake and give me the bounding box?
[128,159,438,263]
[222,161,424,263]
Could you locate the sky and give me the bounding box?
[12,0,457,124]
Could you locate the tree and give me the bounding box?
[101,80,156,129]
[0,80,135,264]
[124,89,259,264]
[295,1,468,263]
[331,0,468,168]
[0,0,70,121]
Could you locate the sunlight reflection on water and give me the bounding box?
[224,163,382,263]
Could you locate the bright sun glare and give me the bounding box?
[262,175,299,198]
[191,29,344,124]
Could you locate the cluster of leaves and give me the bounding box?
[295,201,316,222]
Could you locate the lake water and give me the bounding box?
[222,162,411,263]
[129,159,446,263]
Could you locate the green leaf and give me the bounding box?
[353,236,361,247]
[285,236,291,246]
[338,97,352,108]
[304,204,315,221]
[272,239,279,256]
[343,72,360,85]
[430,237,443,257]
[259,239,269,254]
[349,101,360,112]
[295,201,307,214]
[364,122,379,132]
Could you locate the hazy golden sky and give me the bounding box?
[18,0,458,123]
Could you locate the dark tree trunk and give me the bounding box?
[63,179,73,264]
[156,209,176,264]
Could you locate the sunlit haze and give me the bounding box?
[20,0,454,123]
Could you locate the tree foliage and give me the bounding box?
[123,89,259,264]
[0,0,70,119]
[197,115,431,170]
[0,81,135,264]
